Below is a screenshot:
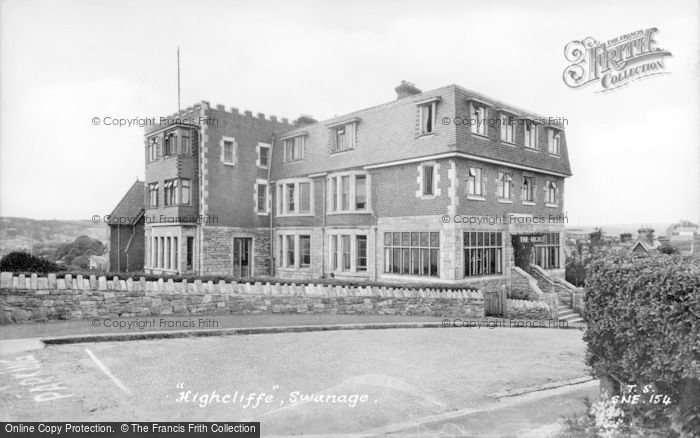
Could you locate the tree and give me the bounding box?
[293,114,317,127]
[0,251,62,273]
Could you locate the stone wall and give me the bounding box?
[0,272,484,323]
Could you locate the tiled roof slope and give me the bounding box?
[109,180,145,220]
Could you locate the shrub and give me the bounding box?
[0,251,62,273]
[565,257,588,287]
[584,252,700,436]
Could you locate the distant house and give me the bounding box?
[666,220,698,241]
[631,228,660,254]
[109,180,145,272]
[89,255,108,271]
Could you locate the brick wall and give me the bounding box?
[0,273,484,322]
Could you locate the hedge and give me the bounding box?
[584,253,700,435]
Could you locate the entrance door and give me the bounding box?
[233,238,252,278]
[511,235,533,272]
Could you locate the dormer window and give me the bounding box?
[283,136,304,162]
[417,98,439,135]
[524,119,538,149]
[329,119,358,153]
[499,113,515,143]
[470,101,488,136]
[547,129,561,155]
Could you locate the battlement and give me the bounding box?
[207,101,291,125]
[145,100,293,136]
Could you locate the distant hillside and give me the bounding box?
[0,217,108,257]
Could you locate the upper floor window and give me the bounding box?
[467,167,483,197]
[256,182,268,214]
[422,165,435,196]
[221,137,237,165]
[257,143,270,168]
[328,172,370,213]
[355,175,367,210]
[147,137,159,162]
[497,171,513,200]
[286,184,295,213]
[283,136,304,162]
[545,180,558,205]
[470,102,488,136]
[499,113,514,143]
[181,133,191,155]
[164,178,191,206]
[524,120,538,149]
[522,176,535,202]
[148,183,159,207]
[547,129,561,155]
[277,179,313,216]
[164,133,177,156]
[331,121,357,153]
[419,100,438,135]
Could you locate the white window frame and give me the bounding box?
[497,171,513,201]
[256,142,271,168]
[467,166,484,199]
[329,119,358,153]
[545,180,558,206]
[417,98,439,135]
[416,162,441,200]
[221,136,237,165]
[547,129,561,155]
[499,113,515,143]
[522,175,535,204]
[327,230,369,274]
[524,119,538,149]
[327,171,371,214]
[275,178,314,217]
[470,101,489,137]
[148,182,159,207]
[282,135,305,162]
[276,232,312,270]
[254,179,269,215]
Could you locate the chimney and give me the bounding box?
[637,228,655,243]
[394,80,422,99]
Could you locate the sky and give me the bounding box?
[1,0,698,226]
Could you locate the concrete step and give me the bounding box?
[558,309,575,317]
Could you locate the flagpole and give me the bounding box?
[177,47,181,112]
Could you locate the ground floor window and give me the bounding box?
[534,232,560,269]
[383,232,440,277]
[147,234,180,271]
[329,233,368,273]
[464,231,503,277]
[277,233,312,269]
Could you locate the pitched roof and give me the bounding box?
[109,180,145,220]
